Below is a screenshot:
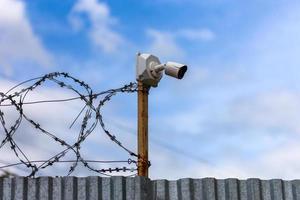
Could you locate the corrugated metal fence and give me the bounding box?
[1,176,300,200]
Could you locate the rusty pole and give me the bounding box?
[137,81,149,177]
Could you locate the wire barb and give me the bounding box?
[0,72,141,177]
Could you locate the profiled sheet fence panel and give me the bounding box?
[0,176,299,200]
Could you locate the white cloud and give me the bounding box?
[256,141,300,179]
[0,0,53,76]
[152,88,300,179]
[147,28,215,60]
[150,144,252,180]
[231,90,300,134]
[69,0,123,53]
[147,29,184,60]
[178,28,215,41]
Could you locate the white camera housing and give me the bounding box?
[136,53,162,87]
[136,53,188,87]
[164,62,187,79]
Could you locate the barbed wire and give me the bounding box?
[0,72,148,177]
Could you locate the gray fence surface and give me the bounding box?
[0,176,300,200]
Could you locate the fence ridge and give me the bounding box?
[0,176,299,200]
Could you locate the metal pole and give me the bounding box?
[137,81,149,177]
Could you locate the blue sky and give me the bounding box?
[1,0,300,179]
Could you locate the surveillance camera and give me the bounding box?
[164,62,188,79]
[136,53,188,87]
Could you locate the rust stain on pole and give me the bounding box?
[137,81,149,177]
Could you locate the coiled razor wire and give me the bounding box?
[0,72,148,177]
